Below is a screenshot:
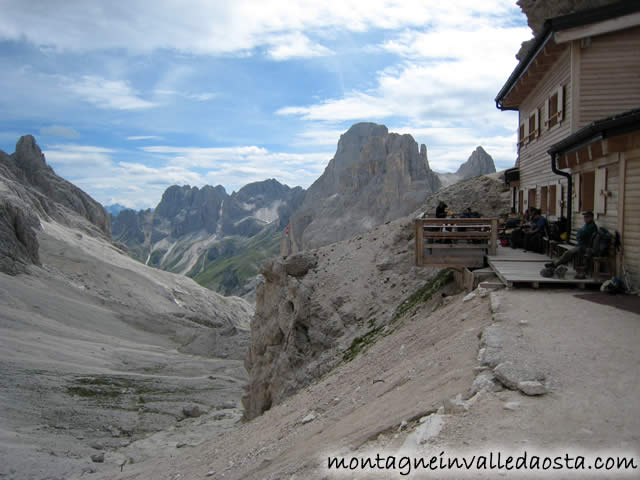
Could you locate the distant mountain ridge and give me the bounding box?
[104,203,127,216]
[111,178,305,297]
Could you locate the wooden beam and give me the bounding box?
[415,219,423,266]
[490,219,498,256]
[554,12,640,44]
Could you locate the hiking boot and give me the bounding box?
[544,262,555,268]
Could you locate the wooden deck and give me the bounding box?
[487,246,602,288]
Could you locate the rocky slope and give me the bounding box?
[422,172,510,217]
[111,179,305,297]
[85,206,639,480]
[0,136,110,274]
[244,173,511,420]
[437,146,497,188]
[287,123,441,253]
[0,137,253,479]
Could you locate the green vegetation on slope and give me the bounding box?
[343,268,455,363]
[188,224,282,296]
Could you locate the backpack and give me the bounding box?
[594,227,612,257]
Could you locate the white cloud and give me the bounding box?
[126,136,164,141]
[266,32,332,60]
[44,144,115,167]
[41,142,332,208]
[40,125,80,138]
[66,75,155,110]
[154,89,217,101]
[0,0,525,58]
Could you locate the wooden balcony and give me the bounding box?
[414,217,498,269]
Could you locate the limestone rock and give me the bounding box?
[455,146,496,180]
[517,380,549,396]
[0,199,41,274]
[515,0,620,60]
[0,136,111,238]
[471,371,503,395]
[288,122,441,252]
[182,405,202,418]
[91,453,105,463]
[494,361,546,393]
[283,252,317,277]
[422,175,510,218]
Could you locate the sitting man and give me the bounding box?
[523,209,547,253]
[545,210,597,278]
[510,207,534,248]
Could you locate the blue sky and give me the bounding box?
[0,0,532,209]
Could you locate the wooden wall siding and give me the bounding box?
[518,48,572,211]
[623,149,640,291]
[570,154,620,239]
[579,27,640,128]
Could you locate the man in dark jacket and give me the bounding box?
[546,211,597,275]
[435,201,447,218]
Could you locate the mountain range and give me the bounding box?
[111,122,496,298]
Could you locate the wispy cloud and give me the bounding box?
[126,135,164,141]
[66,75,156,110]
[154,89,217,101]
[40,125,80,138]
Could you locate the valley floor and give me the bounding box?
[0,222,252,480]
[84,287,640,479]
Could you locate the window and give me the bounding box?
[546,86,565,129]
[540,186,548,214]
[528,188,537,210]
[518,190,524,214]
[548,184,557,216]
[518,123,526,150]
[580,171,595,212]
[528,109,540,141]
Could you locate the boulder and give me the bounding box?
[283,253,317,277]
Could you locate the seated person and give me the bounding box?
[523,209,547,252]
[545,211,597,278]
[435,201,447,218]
[510,207,535,248]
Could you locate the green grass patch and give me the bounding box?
[343,326,384,362]
[391,268,454,322]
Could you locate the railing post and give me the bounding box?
[415,218,424,266]
[490,218,498,256]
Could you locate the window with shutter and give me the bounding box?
[581,171,595,212]
[549,184,557,216]
[546,86,565,129]
[541,186,548,214]
[528,188,537,210]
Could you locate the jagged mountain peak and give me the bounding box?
[287,122,440,252]
[455,145,496,179]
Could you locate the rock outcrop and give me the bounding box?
[455,146,496,180]
[515,0,620,59]
[287,123,441,253]
[422,174,510,217]
[437,146,497,187]
[243,215,451,419]
[0,135,111,274]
